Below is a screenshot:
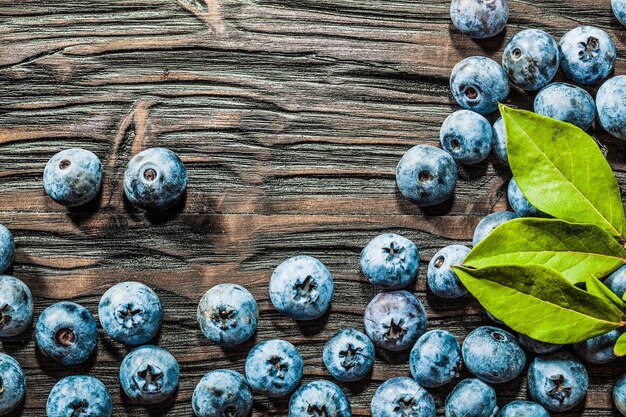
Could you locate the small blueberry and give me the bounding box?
[605,265,626,298]
[573,328,625,364]
[440,110,493,164]
[360,233,419,290]
[614,373,626,415]
[371,377,435,417]
[517,333,561,355]
[119,345,180,404]
[559,26,616,85]
[450,56,510,115]
[492,117,508,166]
[450,0,508,39]
[499,400,549,417]
[614,0,626,26]
[445,378,498,417]
[0,225,14,274]
[192,369,252,417]
[427,245,470,299]
[323,328,375,382]
[0,353,25,416]
[473,211,519,246]
[289,380,351,417]
[502,29,559,91]
[410,329,462,388]
[596,75,626,140]
[245,339,303,397]
[43,148,102,207]
[534,82,595,130]
[0,275,33,338]
[46,376,112,417]
[507,178,543,217]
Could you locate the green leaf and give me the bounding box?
[615,332,626,357]
[500,105,626,240]
[453,264,624,344]
[585,272,626,309]
[464,218,626,284]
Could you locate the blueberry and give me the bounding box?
[323,328,375,382]
[507,178,543,217]
[269,255,333,321]
[124,147,187,212]
[427,245,470,299]
[605,265,626,298]
[517,333,561,355]
[573,328,625,364]
[360,233,419,290]
[98,281,162,346]
[559,26,616,85]
[410,329,462,388]
[46,376,112,417]
[450,56,510,115]
[35,301,97,366]
[289,380,351,417]
[364,290,427,351]
[445,378,498,417]
[440,110,493,164]
[371,377,436,417]
[245,339,303,397]
[614,373,626,415]
[0,275,33,337]
[534,82,595,130]
[197,284,258,346]
[120,345,179,404]
[492,117,508,166]
[450,0,508,39]
[614,0,626,26]
[0,225,14,274]
[43,148,102,207]
[527,351,589,412]
[502,29,559,91]
[462,326,525,384]
[498,400,549,417]
[596,75,626,140]
[473,211,519,246]
[0,353,25,416]
[396,145,457,206]
[192,369,252,417]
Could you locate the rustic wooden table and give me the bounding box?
[1,0,625,415]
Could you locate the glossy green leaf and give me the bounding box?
[465,218,626,284]
[615,332,626,357]
[586,273,626,310]
[500,105,626,239]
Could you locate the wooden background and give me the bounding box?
[0,0,625,415]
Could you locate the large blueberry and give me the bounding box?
[499,400,549,417]
[573,328,625,364]
[269,255,333,321]
[450,56,510,115]
[43,148,102,207]
[198,284,258,346]
[502,29,559,91]
[120,345,179,404]
[445,378,498,417]
[596,75,626,140]
[427,245,470,299]
[46,376,112,417]
[473,211,519,246]
[614,373,626,415]
[323,328,375,382]
[289,380,351,417]
[192,369,252,417]
[360,233,419,290]
[0,275,33,337]
[0,353,25,416]
[440,110,493,164]
[507,178,542,217]
[0,225,14,274]
[396,145,457,206]
[36,301,97,366]
[605,265,626,298]
[492,117,508,166]
[534,82,595,130]
[517,333,561,355]
[614,0,626,25]
[410,329,462,388]
[559,26,616,85]
[450,0,508,39]
[245,339,303,397]
[364,290,427,351]
[371,377,435,417]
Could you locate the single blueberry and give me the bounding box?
[289,380,351,417]
[371,377,436,417]
[396,145,457,206]
[445,378,498,417]
[124,147,187,212]
[43,148,102,207]
[559,26,616,85]
[502,29,559,91]
[410,329,462,388]
[0,275,33,338]
[534,82,595,130]
[517,333,561,355]
[614,0,626,26]
[450,56,510,115]
[245,339,303,397]
[46,375,112,417]
[527,350,589,412]
[360,233,419,290]
[605,265,626,298]
[119,345,180,404]
[573,328,625,364]
[614,373,626,415]
[35,301,97,366]
[450,0,508,39]
[507,178,543,217]
[0,353,25,416]
[492,117,508,166]
[0,225,14,274]
[197,283,258,346]
[427,245,470,299]
[498,400,549,417]
[323,328,375,382]
[440,110,493,164]
[473,211,519,246]
[596,75,626,140]
[192,369,252,417]
[364,290,427,351]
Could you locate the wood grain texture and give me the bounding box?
[0,0,625,415]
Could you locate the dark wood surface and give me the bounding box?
[1,0,625,415]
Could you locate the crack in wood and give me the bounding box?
[177,0,226,34]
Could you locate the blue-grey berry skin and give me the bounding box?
[323,329,375,382]
[269,256,333,321]
[573,328,625,364]
[596,75,626,140]
[450,0,508,39]
[0,275,33,338]
[533,82,595,130]
[486,311,503,324]
[119,345,180,404]
[35,301,97,366]
[43,148,102,207]
[46,376,112,417]
[462,326,525,384]
[289,380,351,417]
[498,400,549,417]
[124,147,187,212]
[450,57,510,115]
[503,29,559,91]
[371,377,436,417]
[427,245,470,299]
[396,145,457,207]
[473,211,519,246]
[527,351,589,412]
[364,290,427,352]
[192,370,252,417]
[0,225,14,274]
[197,284,258,347]
[360,233,419,290]
[614,373,626,415]
[245,339,303,398]
[440,110,493,164]
[614,0,626,25]
[559,26,616,85]
[0,353,25,416]
[605,265,626,298]
[507,178,543,217]
[517,334,561,355]
[445,378,498,417]
[410,330,462,388]
[98,281,162,346]
[492,117,508,166]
